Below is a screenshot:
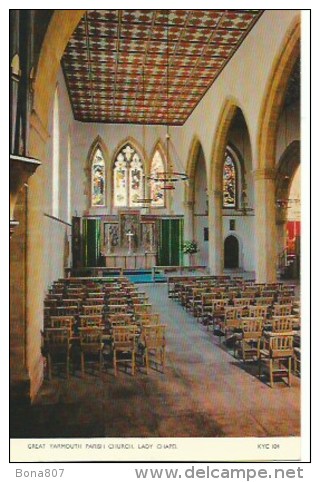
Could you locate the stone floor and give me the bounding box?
[11,282,300,439]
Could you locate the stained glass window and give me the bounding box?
[91,147,105,206]
[150,149,165,207]
[113,144,144,207]
[223,150,237,208]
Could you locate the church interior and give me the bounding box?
[10,9,301,439]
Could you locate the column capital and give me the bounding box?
[252,168,277,181]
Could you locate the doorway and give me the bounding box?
[224,235,239,269]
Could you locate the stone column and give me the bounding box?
[183,200,194,241]
[253,168,277,283]
[183,200,194,267]
[208,189,223,275]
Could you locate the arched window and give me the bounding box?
[150,149,165,207]
[91,147,106,207]
[223,149,237,208]
[113,143,144,207]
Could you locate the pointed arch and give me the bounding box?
[258,17,300,170]
[209,99,237,194]
[85,136,109,209]
[149,140,167,208]
[112,137,146,208]
[184,136,206,205]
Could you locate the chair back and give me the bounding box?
[269,335,294,358]
[241,318,263,338]
[112,325,137,351]
[83,304,104,315]
[234,298,252,307]
[248,305,268,319]
[79,327,103,352]
[273,304,292,317]
[44,328,70,351]
[134,304,153,314]
[271,317,293,333]
[138,313,161,326]
[55,306,79,316]
[83,297,105,305]
[142,325,166,350]
[254,297,273,306]
[109,314,133,327]
[49,316,74,330]
[79,314,103,327]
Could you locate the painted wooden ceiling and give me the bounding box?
[62,9,263,125]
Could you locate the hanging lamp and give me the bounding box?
[147,9,188,190]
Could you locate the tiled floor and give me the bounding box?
[11,282,300,439]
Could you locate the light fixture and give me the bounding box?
[132,59,153,205]
[146,10,188,190]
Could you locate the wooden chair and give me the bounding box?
[44,328,71,379]
[142,325,166,374]
[48,316,74,330]
[294,348,301,375]
[60,298,80,307]
[206,299,229,331]
[107,304,129,314]
[79,327,104,376]
[79,315,103,328]
[55,306,79,316]
[134,304,153,315]
[108,297,127,306]
[109,314,133,328]
[271,317,293,333]
[248,305,268,322]
[219,307,243,345]
[259,335,294,387]
[254,296,273,307]
[112,325,137,376]
[233,297,252,308]
[273,304,292,317]
[83,297,105,306]
[138,313,161,326]
[239,318,263,362]
[83,304,104,315]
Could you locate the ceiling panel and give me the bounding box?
[62,9,263,125]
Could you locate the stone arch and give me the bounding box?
[208,98,252,274]
[84,136,110,210]
[258,17,300,170]
[149,139,167,176]
[184,136,206,205]
[275,140,300,257]
[224,234,242,269]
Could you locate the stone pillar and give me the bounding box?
[183,200,194,241]
[208,189,223,275]
[253,168,277,283]
[183,200,194,266]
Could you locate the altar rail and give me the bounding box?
[65,267,125,278]
[152,265,208,282]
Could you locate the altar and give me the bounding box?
[103,252,157,270]
[101,210,157,270]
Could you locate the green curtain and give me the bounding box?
[158,218,184,266]
[82,218,101,267]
